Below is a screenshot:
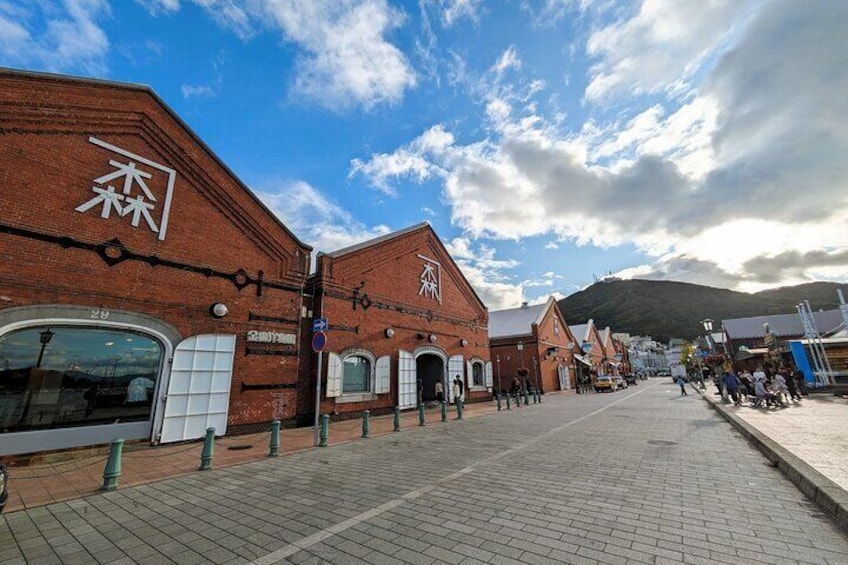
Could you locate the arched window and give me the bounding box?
[342,355,371,393]
[472,361,485,386]
[0,326,163,433]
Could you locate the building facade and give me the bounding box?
[0,70,311,457]
[489,298,579,395]
[301,224,491,422]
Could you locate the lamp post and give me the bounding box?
[517,341,525,371]
[495,355,502,396]
[701,318,728,403]
[36,328,54,369]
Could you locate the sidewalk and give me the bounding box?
[695,382,848,532]
[1,399,504,514]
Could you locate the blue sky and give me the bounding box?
[2,0,847,310]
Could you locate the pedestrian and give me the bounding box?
[792,366,808,396]
[721,370,742,405]
[676,375,687,395]
[435,380,444,402]
[780,367,800,402]
[740,369,755,398]
[772,371,789,405]
[453,376,462,405]
[510,376,521,401]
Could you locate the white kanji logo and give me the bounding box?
[418,255,442,302]
[76,137,177,241]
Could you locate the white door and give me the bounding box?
[160,334,236,444]
[398,350,416,409]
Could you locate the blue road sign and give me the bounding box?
[312,331,327,352]
[312,318,328,332]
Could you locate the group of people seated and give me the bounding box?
[727,365,806,408]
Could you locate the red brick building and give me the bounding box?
[301,224,491,421]
[0,69,311,456]
[489,298,580,394]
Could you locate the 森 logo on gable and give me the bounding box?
[75,137,177,241]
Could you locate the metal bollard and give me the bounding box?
[101,438,124,491]
[393,406,401,432]
[456,399,463,420]
[523,389,530,406]
[200,427,215,471]
[269,420,281,457]
[506,394,511,410]
[496,393,502,411]
[362,410,370,438]
[441,401,447,422]
[418,403,426,426]
[320,414,329,447]
[537,389,542,403]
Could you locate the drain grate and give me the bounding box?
[647,440,677,446]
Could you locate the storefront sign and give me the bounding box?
[246,331,296,345]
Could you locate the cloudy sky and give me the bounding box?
[2,0,847,310]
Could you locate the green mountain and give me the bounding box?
[557,280,846,343]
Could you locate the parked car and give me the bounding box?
[624,374,638,385]
[594,375,615,392]
[612,375,627,390]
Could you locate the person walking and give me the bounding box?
[453,376,463,405]
[721,370,742,405]
[676,375,688,395]
[792,366,809,397]
[435,380,444,403]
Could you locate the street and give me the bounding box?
[2,380,848,564]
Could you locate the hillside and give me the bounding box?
[557,280,846,343]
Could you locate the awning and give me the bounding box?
[574,354,592,367]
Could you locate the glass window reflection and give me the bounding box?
[342,356,370,393]
[0,327,163,432]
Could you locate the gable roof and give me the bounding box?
[569,322,590,343]
[489,300,548,339]
[0,67,311,253]
[723,309,843,339]
[321,222,428,259]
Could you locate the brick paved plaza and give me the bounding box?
[2,380,847,564]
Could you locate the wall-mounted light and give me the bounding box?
[417,332,426,340]
[385,328,395,338]
[460,338,468,347]
[210,303,229,318]
[428,334,437,343]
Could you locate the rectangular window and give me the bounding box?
[342,356,370,393]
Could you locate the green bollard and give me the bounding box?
[537,389,542,403]
[441,401,447,422]
[393,406,401,432]
[523,388,530,406]
[200,427,215,471]
[514,391,520,407]
[506,394,511,410]
[496,393,502,411]
[101,438,124,491]
[362,410,370,438]
[533,389,539,404]
[320,414,329,447]
[269,420,281,457]
[456,398,464,420]
[418,403,426,426]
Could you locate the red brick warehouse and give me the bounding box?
[301,224,492,423]
[0,69,311,457]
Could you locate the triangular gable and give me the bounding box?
[315,223,487,320]
[0,69,311,281]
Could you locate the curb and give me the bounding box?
[694,385,848,533]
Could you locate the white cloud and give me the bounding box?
[436,0,482,27]
[584,0,753,102]
[258,0,417,110]
[444,237,524,309]
[0,0,110,74]
[255,180,391,270]
[181,84,216,98]
[352,0,848,291]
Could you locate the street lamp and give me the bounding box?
[516,341,525,370]
[701,318,728,403]
[36,328,54,369]
[495,354,502,395]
